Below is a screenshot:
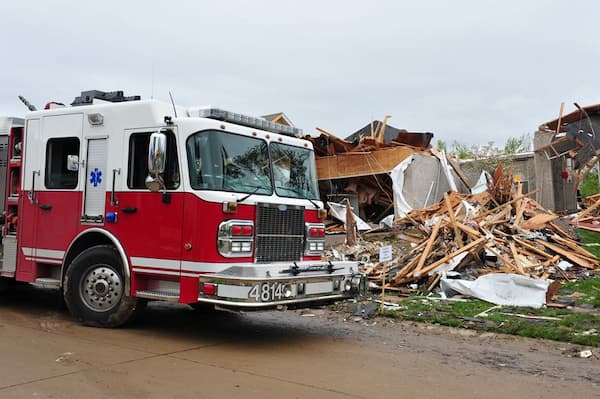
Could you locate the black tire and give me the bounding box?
[64,245,140,327]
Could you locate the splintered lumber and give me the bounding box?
[456,222,482,239]
[535,239,597,269]
[520,213,559,230]
[345,201,357,246]
[550,235,599,261]
[513,237,554,259]
[574,198,600,221]
[414,237,486,278]
[414,218,444,275]
[445,192,463,247]
[509,242,526,275]
[475,190,539,221]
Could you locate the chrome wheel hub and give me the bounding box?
[80,266,123,311]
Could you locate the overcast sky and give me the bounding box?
[2,1,599,147]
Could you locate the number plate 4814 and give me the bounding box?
[248,282,285,302]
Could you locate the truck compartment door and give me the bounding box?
[83,138,107,222]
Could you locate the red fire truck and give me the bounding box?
[0,90,364,327]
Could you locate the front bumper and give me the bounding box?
[196,261,365,309]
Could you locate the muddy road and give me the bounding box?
[0,285,598,399]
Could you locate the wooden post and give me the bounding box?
[414,218,444,275]
[444,192,463,247]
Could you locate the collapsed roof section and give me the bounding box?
[306,120,469,224]
[537,103,600,176]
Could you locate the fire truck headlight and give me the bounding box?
[241,242,252,252]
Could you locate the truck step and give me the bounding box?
[136,289,180,301]
[34,278,61,287]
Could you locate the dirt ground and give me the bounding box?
[0,285,598,399]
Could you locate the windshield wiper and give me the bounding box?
[275,185,320,209]
[236,186,262,203]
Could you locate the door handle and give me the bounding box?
[29,170,40,204]
[39,204,52,210]
[121,207,137,213]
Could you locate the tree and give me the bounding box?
[451,141,472,159]
[504,133,532,154]
[436,139,447,152]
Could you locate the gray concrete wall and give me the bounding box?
[533,129,577,212]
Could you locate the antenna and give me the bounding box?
[151,64,155,99]
[168,91,178,118]
[18,95,37,111]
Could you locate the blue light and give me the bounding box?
[105,212,117,223]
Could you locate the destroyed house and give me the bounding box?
[534,104,600,212]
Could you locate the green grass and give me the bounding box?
[382,297,600,346]
[580,172,600,198]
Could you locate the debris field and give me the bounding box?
[328,165,599,293]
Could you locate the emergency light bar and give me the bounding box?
[191,107,303,137]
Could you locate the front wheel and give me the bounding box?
[64,245,141,327]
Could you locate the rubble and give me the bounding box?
[327,165,599,296]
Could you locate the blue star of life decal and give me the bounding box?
[90,168,103,187]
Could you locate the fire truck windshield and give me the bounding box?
[186,130,319,200]
[187,130,272,195]
[270,142,319,200]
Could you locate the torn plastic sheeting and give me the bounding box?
[432,150,458,192]
[440,273,552,308]
[391,152,464,219]
[471,170,492,195]
[327,201,371,231]
[390,154,415,218]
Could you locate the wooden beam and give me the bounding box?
[535,239,597,268]
[315,146,416,180]
[414,218,444,275]
[445,192,463,247]
[414,237,486,278]
[573,197,600,222]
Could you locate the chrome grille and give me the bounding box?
[255,203,305,263]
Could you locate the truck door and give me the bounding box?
[19,114,83,277]
[111,129,183,277]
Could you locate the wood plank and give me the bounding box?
[475,190,539,221]
[509,242,526,275]
[513,238,554,259]
[520,213,559,230]
[574,197,600,221]
[550,235,599,261]
[414,218,444,275]
[445,192,463,247]
[414,237,486,278]
[315,146,416,180]
[535,239,597,268]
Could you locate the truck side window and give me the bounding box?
[128,131,180,190]
[45,137,80,189]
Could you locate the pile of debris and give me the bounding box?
[570,193,600,232]
[330,166,599,294]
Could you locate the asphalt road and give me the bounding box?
[0,285,598,399]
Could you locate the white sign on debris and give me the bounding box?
[379,245,393,262]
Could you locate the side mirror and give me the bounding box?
[67,155,79,171]
[146,131,167,192]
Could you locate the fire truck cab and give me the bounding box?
[0,91,364,327]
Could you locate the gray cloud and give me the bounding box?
[2,0,599,146]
